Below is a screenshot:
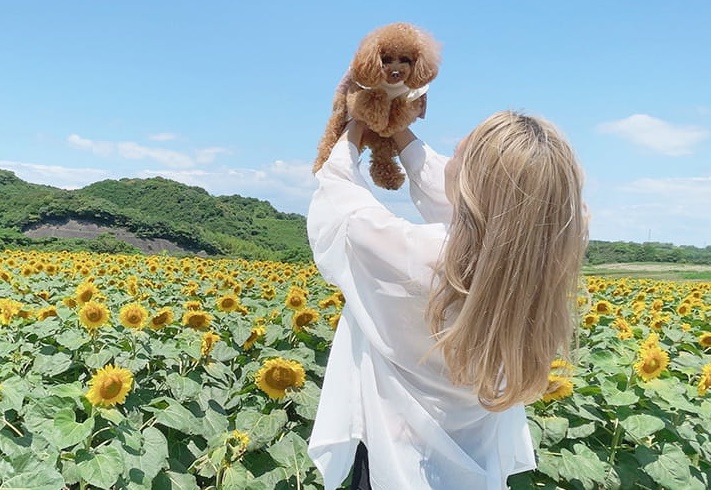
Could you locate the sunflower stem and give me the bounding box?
[2,417,23,437]
[608,419,624,466]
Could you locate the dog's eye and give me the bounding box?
[381,56,393,64]
[399,56,412,64]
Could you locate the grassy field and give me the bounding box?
[583,262,711,281]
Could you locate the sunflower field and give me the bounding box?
[0,250,709,490]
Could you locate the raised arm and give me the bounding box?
[308,121,444,292]
[393,129,453,225]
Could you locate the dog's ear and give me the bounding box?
[408,31,441,89]
[350,33,383,88]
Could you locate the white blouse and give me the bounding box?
[307,139,536,490]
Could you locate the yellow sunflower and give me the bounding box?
[119,303,148,330]
[593,300,614,315]
[676,303,691,316]
[293,308,320,331]
[36,305,58,321]
[244,324,267,350]
[216,294,240,313]
[328,313,341,330]
[698,332,711,349]
[149,307,175,330]
[634,345,669,382]
[612,317,634,340]
[227,429,250,457]
[550,359,574,373]
[184,300,202,311]
[200,331,221,357]
[261,287,277,300]
[697,364,711,396]
[85,364,133,407]
[318,294,342,309]
[541,374,574,402]
[79,301,110,332]
[582,313,599,329]
[75,281,100,305]
[182,310,213,330]
[284,289,307,310]
[0,298,24,325]
[640,332,660,351]
[255,357,306,399]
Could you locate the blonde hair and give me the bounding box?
[426,111,588,412]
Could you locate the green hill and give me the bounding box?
[0,170,311,262]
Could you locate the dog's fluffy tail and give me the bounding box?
[313,92,349,173]
[314,70,352,173]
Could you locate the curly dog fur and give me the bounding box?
[314,22,441,190]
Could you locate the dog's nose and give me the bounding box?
[391,71,400,78]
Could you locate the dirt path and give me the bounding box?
[23,218,193,255]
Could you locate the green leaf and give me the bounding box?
[195,405,229,439]
[567,421,597,439]
[151,470,199,490]
[600,378,639,406]
[533,415,569,446]
[0,376,28,412]
[147,397,200,434]
[251,467,288,489]
[267,431,310,478]
[55,328,91,350]
[234,409,288,449]
[121,426,169,482]
[166,372,202,401]
[52,407,94,449]
[620,414,665,440]
[643,377,698,413]
[75,445,124,489]
[0,467,65,490]
[558,444,609,489]
[48,381,85,399]
[290,380,320,421]
[643,444,705,490]
[31,351,72,377]
[587,349,621,374]
[220,464,263,490]
[84,349,114,369]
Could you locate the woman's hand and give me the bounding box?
[338,119,367,148]
[392,127,416,153]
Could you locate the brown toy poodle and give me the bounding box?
[314,22,441,190]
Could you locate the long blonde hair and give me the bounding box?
[426,111,588,412]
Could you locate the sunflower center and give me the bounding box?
[296,313,314,327]
[643,359,659,373]
[222,299,236,308]
[153,312,168,324]
[79,291,93,302]
[87,309,102,322]
[265,366,296,390]
[99,375,123,399]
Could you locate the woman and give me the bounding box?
[307,111,588,489]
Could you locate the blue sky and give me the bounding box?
[1,1,709,247]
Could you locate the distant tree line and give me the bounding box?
[585,240,711,265]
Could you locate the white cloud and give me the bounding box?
[0,160,111,189]
[195,147,230,164]
[587,176,711,247]
[148,132,178,141]
[66,134,228,169]
[597,114,709,156]
[116,141,194,168]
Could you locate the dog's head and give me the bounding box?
[350,22,441,90]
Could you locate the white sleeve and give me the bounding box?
[398,140,453,225]
[307,140,444,292]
